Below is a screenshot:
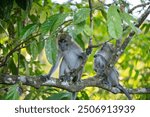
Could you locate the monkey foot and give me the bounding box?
[61,81,69,86]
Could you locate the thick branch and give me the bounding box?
[0,74,150,94]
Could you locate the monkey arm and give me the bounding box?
[48,52,63,78]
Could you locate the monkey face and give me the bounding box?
[58,33,72,51]
[94,55,107,75]
[58,39,69,51]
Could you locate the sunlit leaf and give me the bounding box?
[120,12,138,33]
[74,21,85,34]
[45,35,58,64]
[30,40,39,60]
[40,13,68,34]
[73,8,90,24]
[37,36,45,53]
[20,24,38,40]
[107,5,122,39]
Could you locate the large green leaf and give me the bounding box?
[5,85,20,100]
[74,21,86,34]
[120,12,138,33]
[107,5,123,39]
[26,39,39,60]
[20,24,38,40]
[45,35,58,64]
[37,36,45,53]
[30,40,39,60]
[40,13,68,34]
[69,30,85,50]
[73,8,90,24]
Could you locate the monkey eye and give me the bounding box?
[59,39,66,43]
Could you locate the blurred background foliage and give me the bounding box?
[0,0,149,100]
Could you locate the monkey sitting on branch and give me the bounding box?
[94,42,132,100]
[47,33,87,100]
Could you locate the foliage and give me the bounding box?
[0,0,149,100]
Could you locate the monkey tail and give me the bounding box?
[118,85,132,100]
[71,92,76,100]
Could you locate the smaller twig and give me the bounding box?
[0,33,41,67]
[89,39,112,48]
[128,2,150,13]
[58,19,72,33]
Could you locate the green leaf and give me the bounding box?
[19,54,26,68]
[75,34,85,50]
[120,12,138,33]
[47,92,71,100]
[8,58,17,75]
[74,21,86,34]
[26,39,39,60]
[37,36,45,53]
[30,40,39,60]
[45,35,58,64]
[84,25,93,36]
[74,8,90,24]
[6,85,20,100]
[107,5,123,39]
[40,13,68,34]
[69,30,85,50]
[20,24,38,40]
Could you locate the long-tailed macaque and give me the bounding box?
[94,42,132,100]
[48,33,86,100]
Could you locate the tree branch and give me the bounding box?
[0,74,150,95]
[86,0,93,55]
[128,2,150,13]
[107,5,150,67]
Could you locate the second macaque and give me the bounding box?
[94,42,132,100]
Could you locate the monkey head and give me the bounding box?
[101,42,114,53]
[95,42,114,61]
[58,33,72,51]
